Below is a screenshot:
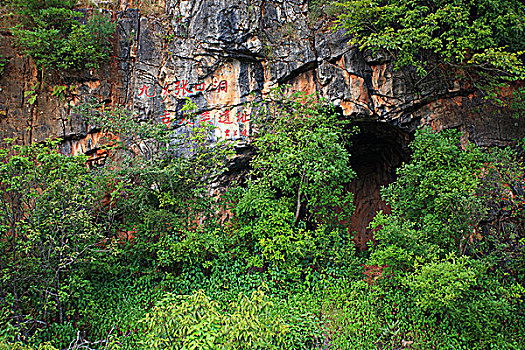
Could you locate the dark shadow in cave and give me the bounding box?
[347,121,412,249]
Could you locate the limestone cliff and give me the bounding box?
[2,0,523,146]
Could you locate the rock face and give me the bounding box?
[0,0,523,245]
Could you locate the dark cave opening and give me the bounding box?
[347,121,412,249]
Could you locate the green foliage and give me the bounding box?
[353,127,525,349]
[335,0,525,75]
[404,254,523,347]
[472,146,525,277]
[76,99,234,274]
[405,253,480,312]
[370,128,486,267]
[11,0,115,74]
[0,138,114,343]
[370,127,525,279]
[230,87,356,274]
[0,341,58,350]
[50,85,67,100]
[65,92,358,348]
[142,288,288,349]
[334,0,525,110]
[250,87,355,228]
[3,95,524,348]
[142,290,222,350]
[23,83,38,105]
[0,55,8,76]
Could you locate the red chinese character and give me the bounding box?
[161,82,171,102]
[218,80,228,93]
[174,80,192,96]
[160,110,171,127]
[179,114,194,126]
[237,111,250,123]
[200,111,212,124]
[240,128,248,137]
[225,129,231,138]
[195,82,206,92]
[233,130,238,137]
[138,84,156,97]
[218,109,234,124]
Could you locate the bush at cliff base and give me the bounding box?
[91,126,524,349]
[344,127,525,349]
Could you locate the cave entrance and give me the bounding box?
[347,121,412,249]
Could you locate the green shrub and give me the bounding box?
[404,253,480,312]
[369,127,486,267]
[230,87,356,275]
[351,127,525,349]
[334,0,525,77]
[11,0,114,74]
[141,288,288,349]
[0,139,116,342]
[334,0,525,111]
[75,100,234,276]
[0,341,58,350]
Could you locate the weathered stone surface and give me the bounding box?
[2,0,523,146]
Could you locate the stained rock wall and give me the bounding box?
[2,0,523,148]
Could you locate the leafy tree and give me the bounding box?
[230,87,356,273]
[76,100,234,274]
[0,139,111,340]
[369,127,525,272]
[369,127,486,268]
[354,127,525,348]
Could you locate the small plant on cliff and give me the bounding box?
[10,0,115,78]
[309,0,342,23]
[0,55,8,76]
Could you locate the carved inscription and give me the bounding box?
[137,80,249,140]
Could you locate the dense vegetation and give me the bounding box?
[335,0,525,74]
[1,89,524,349]
[1,0,525,349]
